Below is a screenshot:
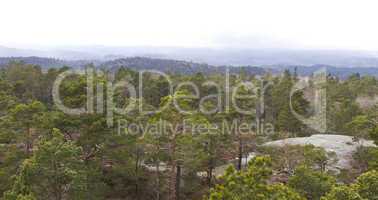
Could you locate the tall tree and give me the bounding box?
[208,156,304,200]
[8,101,46,155]
[3,129,97,200]
[288,165,336,200]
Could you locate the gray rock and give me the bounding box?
[264,134,376,169]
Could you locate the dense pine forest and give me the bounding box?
[0,61,377,200]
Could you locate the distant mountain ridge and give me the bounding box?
[101,57,267,75]
[271,64,378,79]
[2,45,378,67]
[0,56,378,78]
[0,57,92,68]
[0,56,267,75]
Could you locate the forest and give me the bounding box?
[0,61,377,200]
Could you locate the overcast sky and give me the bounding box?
[1,0,378,51]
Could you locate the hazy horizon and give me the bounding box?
[1,0,378,51]
[2,0,378,67]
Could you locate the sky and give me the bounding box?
[1,0,378,51]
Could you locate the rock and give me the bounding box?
[264,134,376,169]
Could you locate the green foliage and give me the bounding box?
[0,63,377,200]
[288,166,336,200]
[0,145,26,194]
[268,184,305,200]
[4,62,44,102]
[271,70,309,134]
[370,126,378,145]
[353,170,378,200]
[303,145,337,172]
[208,156,303,200]
[4,193,37,200]
[326,76,363,134]
[259,144,335,174]
[321,185,363,200]
[347,115,375,141]
[4,129,103,200]
[353,146,378,172]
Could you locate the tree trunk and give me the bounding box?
[135,150,140,200]
[26,127,32,155]
[155,142,161,200]
[169,162,177,200]
[207,165,213,187]
[168,134,177,200]
[237,135,243,170]
[176,165,181,200]
[155,160,160,200]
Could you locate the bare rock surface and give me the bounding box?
[264,134,376,169]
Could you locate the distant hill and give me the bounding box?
[272,64,378,78]
[101,57,267,75]
[0,56,378,78]
[0,56,267,75]
[0,46,99,60]
[2,45,378,67]
[0,46,44,57]
[0,57,98,69]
